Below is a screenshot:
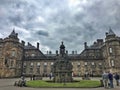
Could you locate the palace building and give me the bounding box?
[0,29,120,78]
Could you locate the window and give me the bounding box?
[37,63,40,74]
[31,54,35,57]
[85,62,87,66]
[111,60,114,67]
[25,52,28,56]
[109,48,112,53]
[44,63,47,73]
[78,63,80,65]
[44,62,47,66]
[37,62,40,67]
[12,51,16,57]
[99,63,102,66]
[51,62,54,65]
[91,62,95,65]
[37,68,40,74]
[30,68,33,74]
[72,62,73,65]
[51,62,54,72]
[99,63,102,69]
[30,62,33,66]
[10,60,14,67]
[23,66,26,74]
[44,66,47,73]
[0,51,2,57]
[24,62,26,67]
[77,63,80,68]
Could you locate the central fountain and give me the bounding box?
[53,42,73,83]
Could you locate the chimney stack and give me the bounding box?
[106,32,108,36]
[56,50,58,56]
[66,50,68,55]
[72,51,74,54]
[84,42,87,49]
[37,42,39,49]
[21,40,25,46]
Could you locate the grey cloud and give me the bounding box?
[0,0,120,53]
[36,30,49,37]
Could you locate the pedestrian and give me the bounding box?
[108,71,114,88]
[33,75,35,80]
[102,71,109,88]
[49,74,52,80]
[114,72,120,86]
[21,75,24,81]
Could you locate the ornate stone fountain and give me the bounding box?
[53,42,73,83]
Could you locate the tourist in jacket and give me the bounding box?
[114,72,120,86]
[108,72,114,88]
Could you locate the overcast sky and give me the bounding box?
[0,0,120,54]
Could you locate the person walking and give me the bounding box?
[114,72,120,86]
[108,72,114,88]
[102,71,109,88]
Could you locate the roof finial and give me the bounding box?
[61,41,63,45]
[109,26,112,31]
[109,27,115,34]
[13,28,15,32]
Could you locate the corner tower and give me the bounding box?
[103,28,120,73]
[1,29,23,77]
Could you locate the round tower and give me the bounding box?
[104,28,120,73]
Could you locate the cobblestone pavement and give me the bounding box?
[0,77,120,90]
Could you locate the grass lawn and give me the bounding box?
[26,80,101,88]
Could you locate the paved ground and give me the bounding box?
[0,77,120,90]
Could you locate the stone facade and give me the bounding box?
[0,29,120,78]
